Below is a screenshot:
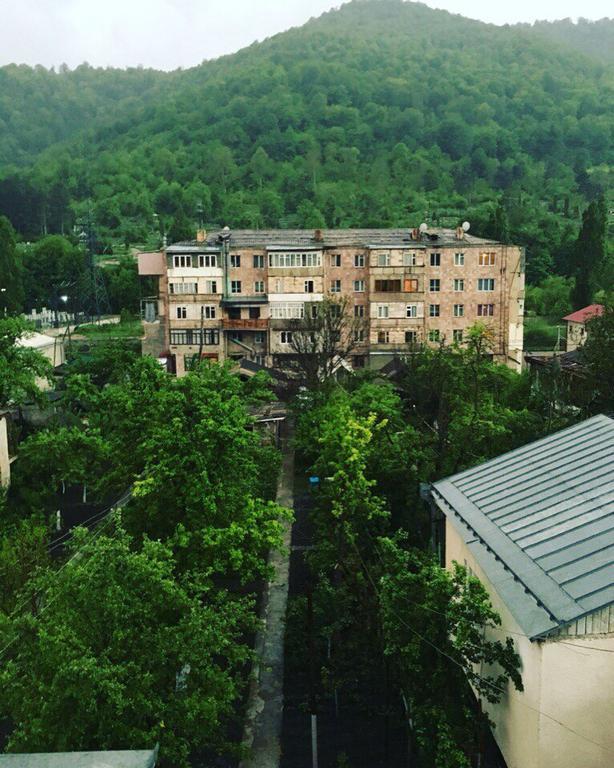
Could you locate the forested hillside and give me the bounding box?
[519,17,614,64]
[0,0,612,286]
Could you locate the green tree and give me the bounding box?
[580,303,614,413]
[0,215,24,314]
[571,196,607,309]
[0,525,255,767]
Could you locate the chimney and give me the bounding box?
[410,227,419,241]
[196,229,206,243]
[314,228,323,242]
[455,226,464,240]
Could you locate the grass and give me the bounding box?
[76,319,143,340]
[524,315,564,352]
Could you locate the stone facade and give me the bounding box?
[138,228,525,375]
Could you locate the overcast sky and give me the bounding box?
[0,0,611,71]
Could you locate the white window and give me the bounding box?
[204,280,218,294]
[271,303,304,319]
[330,280,341,293]
[203,305,216,319]
[230,254,241,268]
[377,305,389,318]
[253,254,264,268]
[169,282,198,294]
[176,306,187,319]
[173,254,192,268]
[331,254,341,267]
[405,330,417,343]
[429,279,440,292]
[254,280,265,294]
[403,253,417,266]
[477,304,495,316]
[454,279,464,292]
[377,331,390,344]
[453,304,464,317]
[453,329,463,342]
[354,304,365,318]
[454,253,465,266]
[198,254,217,267]
[429,304,440,317]
[354,329,365,342]
[377,253,390,267]
[254,332,265,344]
[429,329,440,342]
[478,278,495,291]
[430,253,441,267]
[354,253,365,267]
[231,280,242,294]
[479,252,496,266]
[280,331,293,344]
[353,279,365,292]
[305,280,315,293]
[269,252,322,268]
[406,304,418,318]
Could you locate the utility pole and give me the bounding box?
[78,210,111,324]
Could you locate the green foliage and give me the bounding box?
[0,516,49,614]
[580,303,614,413]
[525,275,574,318]
[0,215,24,313]
[571,196,608,308]
[0,526,255,766]
[0,316,52,408]
[22,235,86,313]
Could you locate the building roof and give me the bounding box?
[431,415,614,639]
[524,349,585,374]
[169,228,501,250]
[16,331,57,350]
[0,749,157,768]
[562,304,604,324]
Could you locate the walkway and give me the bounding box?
[240,422,294,768]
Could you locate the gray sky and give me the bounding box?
[0,0,611,71]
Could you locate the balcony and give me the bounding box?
[221,294,268,306]
[222,319,268,330]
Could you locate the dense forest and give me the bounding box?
[0,0,612,298]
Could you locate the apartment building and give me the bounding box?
[138,227,525,376]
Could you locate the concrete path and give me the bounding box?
[240,423,294,768]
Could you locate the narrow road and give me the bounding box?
[240,421,294,768]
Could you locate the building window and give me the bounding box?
[403,253,417,266]
[169,282,198,294]
[231,280,242,294]
[309,303,319,319]
[453,304,464,317]
[375,279,401,292]
[454,279,464,292]
[404,278,419,292]
[377,253,390,267]
[271,303,304,319]
[429,279,440,292]
[231,331,243,343]
[454,253,465,266]
[377,305,389,318]
[249,307,261,319]
[353,279,365,292]
[479,252,496,266]
[230,254,241,268]
[172,255,192,268]
[453,329,463,343]
[329,304,341,319]
[269,252,322,268]
[428,329,441,342]
[377,331,390,344]
[478,278,495,291]
[354,304,365,317]
[170,330,188,345]
[405,330,417,343]
[406,304,418,318]
[204,280,218,294]
[352,355,365,369]
[305,280,315,293]
[477,304,495,316]
[170,329,219,345]
[254,332,265,344]
[280,331,293,344]
[197,254,217,267]
[253,254,264,268]
[176,306,187,319]
[429,304,440,317]
[354,329,365,342]
[203,305,216,319]
[430,253,441,267]
[331,254,341,267]
[330,280,341,293]
[274,279,282,293]
[202,329,220,345]
[254,280,265,294]
[354,253,365,267]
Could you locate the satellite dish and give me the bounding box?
[462,221,470,232]
[419,222,428,233]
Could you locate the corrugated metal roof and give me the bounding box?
[171,228,500,249]
[562,303,604,324]
[432,415,614,639]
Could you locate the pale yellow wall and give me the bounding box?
[445,519,614,768]
[0,414,10,487]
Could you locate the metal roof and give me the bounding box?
[0,749,157,768]
[562,304,604,324]
[431,415,614,639]
[172,228,500,249]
